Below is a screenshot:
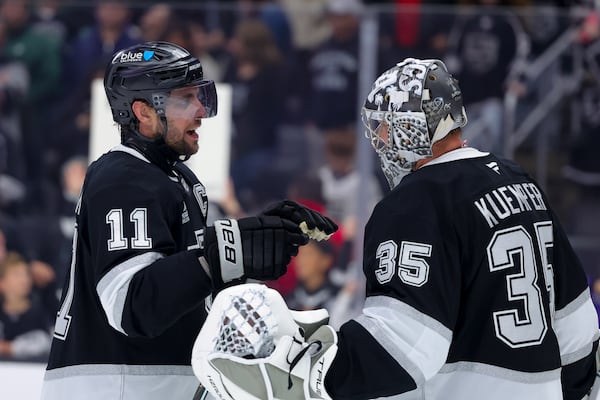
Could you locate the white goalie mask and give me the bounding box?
[361,58,468,189]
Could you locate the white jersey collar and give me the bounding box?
[110,144,151,163]
[420,147,489,168]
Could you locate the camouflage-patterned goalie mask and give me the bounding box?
[361,58,468,189]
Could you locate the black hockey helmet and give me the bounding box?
[104,41,217,128]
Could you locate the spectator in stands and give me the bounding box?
[238,0,293,57]
[62,0,140,96]
[563,72,600,187]
[375,0,456,71]
[281,0,330,55]
[557,5,600,276]
[518,0,565,58]
[0,252,51,362]
[307,0,361,132]
[302,0,362,171]
[0,18,28,199]
[267,170,361,329]
[318,124,381,226]
[30,0,67,44]
[16,156,87,322]
[0,218,26,257]
[1,0,62,211]
[287,238,339,311]
[315,125,380,316]
[280,0,330,123]
[266,173,330,298]
[47,0,140,181]
[224,18,287,210]
[138,3,173,42]
[444,0,529,154]
[562,6,600,187]
[187,18,224,82]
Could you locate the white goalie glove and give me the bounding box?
[191,284,338,400]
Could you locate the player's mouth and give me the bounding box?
[186,129,199,139]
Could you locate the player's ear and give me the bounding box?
[131,100,154,122]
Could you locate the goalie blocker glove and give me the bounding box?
[262,200,338,241]
[203,216,308,288]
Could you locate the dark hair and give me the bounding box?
[0,251,26,279]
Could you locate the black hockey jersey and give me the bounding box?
[326,147,599,400]
[42,145,214,400]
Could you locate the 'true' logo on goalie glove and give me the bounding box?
[315,357,326,395]
[307,325,338,400]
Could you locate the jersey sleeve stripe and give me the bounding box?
[562,341,597,366]
[355,296,452,382]
[553,289,600,365]
[438,361,561,383]
[555,289,593,319]
[428,365,562,400]
[96,251,164,335]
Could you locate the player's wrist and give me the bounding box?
[203,220,245,290]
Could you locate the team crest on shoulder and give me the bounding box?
[193,183,208,218]
[182,202,190,224]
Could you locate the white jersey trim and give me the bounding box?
[111,145,182,183]
[97,252,164,335]
[355,296,452,383]
[110,144,151,163]
[371,390,423,400]
[554,289,600,365]
[365,363,563,399]
[420,147,489,168]
[438,362,560,383]
[42,364,198,400]
[424,365,562,400]
[44,363,194,379]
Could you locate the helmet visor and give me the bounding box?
[163,80,218,120]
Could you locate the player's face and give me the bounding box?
[164,86,209,156]
[362,109,391,153]
[294,241,332,283]
[0,262,32,299]
[379,122,390,145]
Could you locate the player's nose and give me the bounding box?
[194,98,208,119]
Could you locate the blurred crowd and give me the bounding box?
[1,0,600,362]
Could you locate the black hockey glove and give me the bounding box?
[204,216,308,289]
[262,200,338,241]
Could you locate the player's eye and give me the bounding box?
[170,94,195,109]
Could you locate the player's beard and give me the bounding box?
[165,126,199,157]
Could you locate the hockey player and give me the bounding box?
[40,41,337,400]
[195,58,600,400]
